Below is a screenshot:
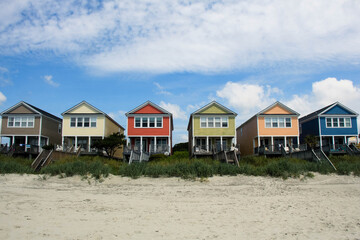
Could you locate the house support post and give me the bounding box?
[75,136,78,150]
[297,136,299,146]
[206,136,209,152]
[154,136,157,153]
[168,136,171,153]
[220,136,223,151]
[140,136,143,152]
[271,136,274,151]
[344,136,347,145]
[88,136,91,152]
[284,136,287,147]
[332,136,335,150]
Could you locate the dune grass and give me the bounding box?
[1,151,360,179]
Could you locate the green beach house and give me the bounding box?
[187,101,237,157]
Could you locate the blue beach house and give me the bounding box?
[299,102,359,151]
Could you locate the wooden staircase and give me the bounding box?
[214,150,239,167]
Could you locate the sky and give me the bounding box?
[0,0,360,145]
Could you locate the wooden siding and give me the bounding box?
[200,105,228,114]
[237,117,258,156]
[263,105,292,114]
[8,105,35,114]
[127,116,170,136]
[258,116,299,136]
[134,104,163,114]
[62,115,105,136]
[68,104,100,114]
[41,116,62,145]
[1,116,41,135]
[193,116,235,136]
[104,117,123,137]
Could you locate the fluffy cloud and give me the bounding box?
[159,101,187,120]
[0,91,7,105]
[216,82,278,117]
[154,82,171,95]
[0,66,12,86]
[44,75,59,87]
[0,1,359,73]
[286,78,360,116]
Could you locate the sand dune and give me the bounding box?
[0,174,359,240]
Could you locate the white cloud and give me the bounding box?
[0,1,359,73]
[286,78,360,116]
[159,101,187,120]
[0,66,12,86]
[216,82,277,118]
[0,91,7,105]
[154,82,171,95]
[44,75,59,87]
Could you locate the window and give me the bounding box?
[333,118,338,127]
[135,117,141,127]
[142,117,148,127]
[8,117,14,127]
[90,117,97,127]
[326,118,332,127]
[272,118,278,127]
[222,117,228,127]
[265,118,271,128]
[326,117,351,128]
[77,117,83,127]
[265,117,292,128]
[345,118,351,127]
[135,116,163,128]
[149,117,155,127]
[84,117,90,127]
[156,117,162,127]
[279,118,285,128]
[7,116,35,128]
[285,118,291,127]
[215,117,221,127]
[208,117,214,127]
[58,124,62,134]
[71,117,76,127]
[200,117,207,128]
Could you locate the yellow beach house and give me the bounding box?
[188,101,237,157]
[237,101,300,156]
[61,101,125,157]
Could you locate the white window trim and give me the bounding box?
[264,117,292,128]
[200,116,229,128]
[70,116,97,128]
[134,116,163,128]
[7,116,35,128]
[325,117,352,128]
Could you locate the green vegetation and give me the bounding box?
[91,132,126,158]
[1,151,360,179]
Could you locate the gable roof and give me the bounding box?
[1,101,62,122]
[191,101,237,116]
[237,101,299,129]
[125,101,172,116]
[257,101,300,116]
[62,101,124,130]
[299,102,358,123]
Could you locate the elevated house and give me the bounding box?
[0,101,62,155]
[188,101,237,157]
[237,101,300,156]
[125,101,173,161]
[299,102,359,154]
[61,101,125,158]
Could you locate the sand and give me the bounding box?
[0,174,359,240]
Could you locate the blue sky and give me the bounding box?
[1,0,360,144]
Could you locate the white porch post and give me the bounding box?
[332,136,335,150]
[206,136,209,152]
[75,136,78,149]
[284,136,287,147]
[88,136,91,152]
[12,136,15,145]
[319,136,323,148]
[220,136,223,151]
[140,136,143,152]
[257,137,260,147]
[25,136,28,145]
[168,136,171,153]
[271,136,274,151]
[62,136,64,146]
[154,136,157,152]
[344,136,347,144]
[297,136,299,146]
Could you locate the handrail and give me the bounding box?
[76,147,82,157]
[41,149,54,167]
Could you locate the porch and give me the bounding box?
[0,135,48,155]
[254,136,299,156]
[320,135,359,155]
[192,136,235,156]
[125,136,171,155]
[62,136,103,153]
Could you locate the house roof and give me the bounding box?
[0,101,62,122]
[62,101,124,130]
[187,101,237,131]
[299,102,359,123]
[125,100,172,116]
[237,101,299,129]
[125,101,173,131]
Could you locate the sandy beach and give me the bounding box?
[0,174,359,240]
